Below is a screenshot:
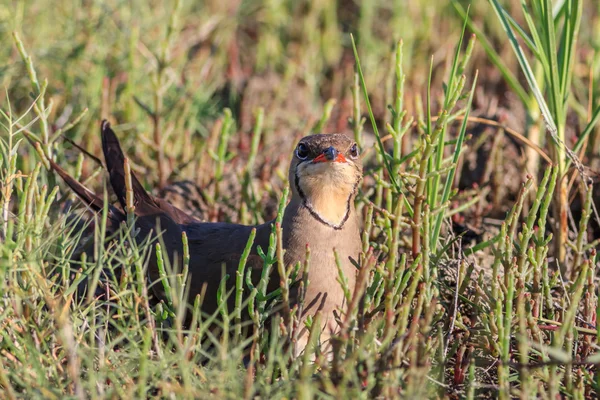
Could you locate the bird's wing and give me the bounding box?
[98,121,189,299]
[179,221,278,314]
[100,120,200,224]
[48,121,275,319]
[43,122,184,299]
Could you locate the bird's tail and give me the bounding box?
[34,120,185,304]
[21,130,125,226]
[49,157,107,213]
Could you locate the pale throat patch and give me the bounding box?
[296,161,356,228]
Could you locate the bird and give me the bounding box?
[157,180,209,221]
[48,120,363,354]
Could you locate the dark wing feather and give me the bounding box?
[100,120,157,215]
[100,120,199,224]
[49,121,272,320]
[180,221,277,314]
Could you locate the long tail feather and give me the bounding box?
[47,158,125,225]
[49,159,104,212]
[62,136,104,167]
[20,129,122,221]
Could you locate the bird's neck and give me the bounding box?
[293,177,358,230]
[304,193,352,230]
[281,194,360,251]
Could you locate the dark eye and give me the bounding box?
[296,143,309,160]
[349,143,359,159]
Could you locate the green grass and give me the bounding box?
[2,0,600,398]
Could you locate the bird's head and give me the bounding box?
[289,133,362,229]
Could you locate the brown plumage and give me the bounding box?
[51,120,363,354]
[158,180,209,221]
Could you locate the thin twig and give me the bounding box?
[376,115,553,164]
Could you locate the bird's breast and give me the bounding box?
[282,203,360,298]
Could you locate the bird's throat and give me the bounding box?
[304,190,351,229]
[294,171,356,230]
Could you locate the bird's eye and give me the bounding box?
[296,143,309,160]
[349,143,359,159]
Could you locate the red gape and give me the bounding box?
[312,153,347,163]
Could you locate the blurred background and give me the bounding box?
[1,0,600,224]
[3,2,600,397]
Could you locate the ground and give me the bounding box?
[1,0,600,398]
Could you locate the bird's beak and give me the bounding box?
[312,146,347,163]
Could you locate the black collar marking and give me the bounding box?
[294,166,358,230]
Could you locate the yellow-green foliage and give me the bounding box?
[1,1,600,398]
